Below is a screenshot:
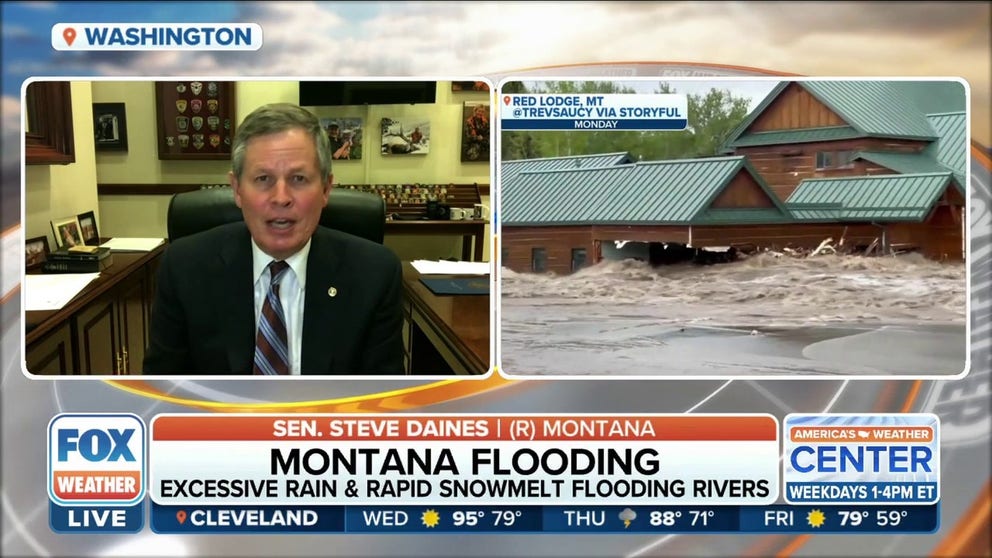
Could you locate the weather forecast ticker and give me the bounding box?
[46,413,940,534]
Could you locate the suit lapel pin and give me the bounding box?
[328,286,338,297]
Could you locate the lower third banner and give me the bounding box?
[150,504,938,534]
[149,413,780,507]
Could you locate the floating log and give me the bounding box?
[809,238,836,257]
[864,238,879,256]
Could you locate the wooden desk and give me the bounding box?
[402,262,490,375]
[25,246,164,375]
[386,219,488,262]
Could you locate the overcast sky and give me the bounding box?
[2,1,989,150]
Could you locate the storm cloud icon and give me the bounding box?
[619,508,637,528]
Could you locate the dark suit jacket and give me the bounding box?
[143,223,404,375]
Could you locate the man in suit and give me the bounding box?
[143,103,404,375]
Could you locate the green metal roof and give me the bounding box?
[801,81,941,139]
[500,152,633,185]
[786,173,957,222]
[722,80,966,150]
[502,156,791,226]
[780,204,846,221]
[853,151,947,176]
[595,157,744,223]
[503,164,634,224]
[730,126,862,147]
[852,111,967,195]
[697,208,794,224]
[892,82,967,115]
[924,112,967,178]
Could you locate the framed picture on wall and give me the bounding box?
[25,236,50,270]
[155,81,235,160]
[77,210,100,245]
[51,215,84,250]
[461,101,490,162]
[451,81,490,92]
[319,117,363,160]
[380,117,430,155]
[93,102,128,151]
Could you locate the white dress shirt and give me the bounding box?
[251,240,310,375]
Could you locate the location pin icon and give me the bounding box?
[176,510,187,525]
[63,27,77,46]
[503,95,511,105]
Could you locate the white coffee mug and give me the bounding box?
[450,207,465,220]
[473,203,490,220]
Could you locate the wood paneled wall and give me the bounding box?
[503,211,964,274]
[737,138,930,201]
[711,172,776,208]
[750,83,845,131]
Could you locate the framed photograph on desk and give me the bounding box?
[25,235,49,270]
[77,210,99,246]
[50,215,84,250]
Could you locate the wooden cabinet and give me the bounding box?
[73,268,152,374]
[75,293,119,374]
[25,81,75,165]
[118,269,152,373]
[25,246,163,375]
[24,321,75,375]
[401,263,490,375]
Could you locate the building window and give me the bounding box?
[571,248,587,272]
[815,150,855,170]
[531,247,547,272]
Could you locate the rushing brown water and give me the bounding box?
[500,253,967,376]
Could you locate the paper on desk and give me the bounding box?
[99,237,165,251]
[24,273,100,311]
[411,259,490,275]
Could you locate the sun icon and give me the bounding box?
[421,509,441,528]
[807,509,826,528]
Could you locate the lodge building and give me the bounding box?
[500,80,967,274]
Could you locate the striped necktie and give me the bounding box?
[253,260,290,375]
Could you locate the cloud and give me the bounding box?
[18,1,57,10]
[740,1,988,41]
[0,24,35,41]
[28,2,988,80]
[1,2,989,141]
[1,95,20,125]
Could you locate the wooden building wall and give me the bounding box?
[501,226,597,275]
[888,188,965,261]
[734,83,935,201]
[711,172,776,208]
[688,223,881,251]
[692,214,963,261]
[735,137,930,201]
[503,213,963,274]
[591,225,690,245]
[749,83,846,131]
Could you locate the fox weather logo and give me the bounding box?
[47,413,146,506]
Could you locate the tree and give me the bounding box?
[499,81,541,160]
[678,84,752,157]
